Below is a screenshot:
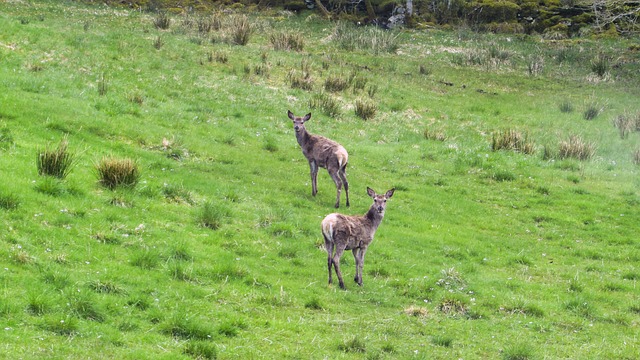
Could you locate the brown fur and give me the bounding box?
[288,110,349,208]
[321,187,395,289]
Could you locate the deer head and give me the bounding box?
[367,187,395,214]
[288,110,311,134]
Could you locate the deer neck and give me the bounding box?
[295,128,312,148]
[365,206,384,230]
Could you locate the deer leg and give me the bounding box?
[324,238,334,285]
[339,165,349,207]
[329,170,343,208]
[332,245,347,289]
[309,161,318,196]
[355,247,368,286]
[352,248,360,284]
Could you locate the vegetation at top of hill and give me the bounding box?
[92,0,640,36]
[1,0,639,359]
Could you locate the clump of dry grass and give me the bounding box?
[324,75,350,92]
[95,157,140,190]
[270,32,304,51]
[558,135,596,160]
[354,99,376,120]
[287,70,314,91]
[491,129,536,154]
[424,127,447,141]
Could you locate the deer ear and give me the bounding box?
[385,188,395,199]
[303,113,311,122]
[287,110,295,120]
[367,187,376,198]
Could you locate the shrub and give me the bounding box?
[153,11,171,30]
[633,149,640,165]
[491,129,535,154]
[95,157,140,190]
[558,135,596,161]
[354,99,377,120]
[37,137,75,179]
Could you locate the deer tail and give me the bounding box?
[321,214,338,244]
[336,147,348,169]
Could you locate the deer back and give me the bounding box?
[322,213,376,250]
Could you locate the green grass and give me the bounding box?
[1,1,640,359]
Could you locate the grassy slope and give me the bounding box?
[1,1,639,359]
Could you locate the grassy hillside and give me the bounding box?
[1,1,639,359]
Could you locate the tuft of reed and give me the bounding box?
[424,127,447,141]
[527,54,544,76]
[0,127,14,150]
[612,112,634,139]
[95,156,140,190]
[559,100,574,113]
[197,200,230,230]
[324,74,350,93]
[491,129,536,154]
[332,22,400,54]
[37,136,75,179]
[502,342,535,360]
[0,192,19,210]
[354,98,377,120]
[229,15,252,46]
[309,92,341,118]
[270,32,304,51]
[98,72,108,96]
[583,101,603,120]
[153,11,171,30]
[338,336,366,353]
[183,341,217,360]
[558,135,596,161]
[153,36,164,50]
[590,53,610,78]
[633,149,640,165]
[287,70,314,91]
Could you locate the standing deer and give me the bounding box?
[288,110,349,208]
[322,187,395,289]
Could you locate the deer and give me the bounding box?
[321,187,395,289]
[288,110,349,208]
